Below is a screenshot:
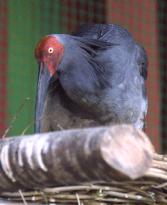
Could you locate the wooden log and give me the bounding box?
[0,125,153,192]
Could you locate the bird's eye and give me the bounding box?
[48,47,54,53]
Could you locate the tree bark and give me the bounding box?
[0,124,153,192]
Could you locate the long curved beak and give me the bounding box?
[35,63,51,133]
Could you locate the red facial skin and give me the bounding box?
[35,36,64,75]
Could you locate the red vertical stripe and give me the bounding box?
[0,0,8,136]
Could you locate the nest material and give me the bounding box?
[1,154,167,205]
[0,181,167,205]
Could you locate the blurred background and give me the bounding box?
[0,0,166,152]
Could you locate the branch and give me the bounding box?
[0,125,154,192]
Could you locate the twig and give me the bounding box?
[145,168,167,180]
[18,189,28,205]
[2,97,30,138]
[43,185,110,193]
[153,182,167,189]
[76,193,81,205]
[21,121,34,135]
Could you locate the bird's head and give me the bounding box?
[34,35,64,133]
[35,35,64,76]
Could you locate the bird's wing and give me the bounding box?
[74,24,133,43]
[74,24,148,81]
[135,43,148,80]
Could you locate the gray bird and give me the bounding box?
[35,24,148,133]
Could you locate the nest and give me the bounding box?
[0,181,167,205]
[1,154,167,205]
